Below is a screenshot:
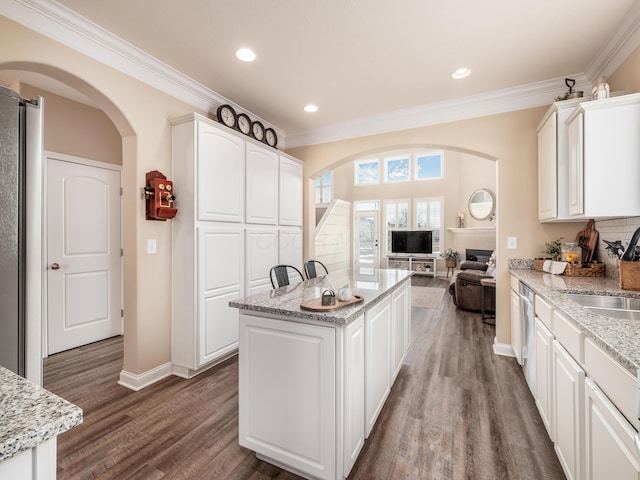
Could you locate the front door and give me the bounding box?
[355,211,379,272]
[46,154,122,354]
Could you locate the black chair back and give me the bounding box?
[270,265,304,289]
[304,260,329,279]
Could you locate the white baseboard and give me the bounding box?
[172,350,238,379]
[118,362,172,391]
[493,338,515,357]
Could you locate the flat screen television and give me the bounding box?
[391,230,433,254]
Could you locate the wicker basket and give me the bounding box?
[534,258,605,277]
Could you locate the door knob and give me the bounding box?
[51,263,60,270]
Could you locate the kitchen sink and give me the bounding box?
[565,293,640,320]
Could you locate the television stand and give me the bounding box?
[387,254,437,277]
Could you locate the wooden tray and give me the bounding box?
[300,295,364,312]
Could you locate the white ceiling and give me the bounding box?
[3,0,640,146]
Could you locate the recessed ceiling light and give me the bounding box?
[304,104,318,113]
[451,67,471,79]
[235,48,256,62]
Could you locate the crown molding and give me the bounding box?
[285,75,592,148]
[3,0,640,150]
[585,0,640,81]
[0,0,286,141]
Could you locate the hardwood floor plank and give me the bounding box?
[44,276,565,479]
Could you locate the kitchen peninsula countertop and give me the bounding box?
[510,267,640,376]
[0,366,82,462]
[230,268,412,325]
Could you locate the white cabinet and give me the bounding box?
[343,315,365,477]
[238,315,336,480]
[387,255,437,277]
[365,295,392,437]
[245,143,279,225]
[391,282,409,381]
[246,228,279,295]
[279,156,303,226]
[535,318,554,440]
[171,113,303,376]
[584,378,640,480]
[278,228,303,270]
[552,339,585,480]
[510,285,523,364]
[196,121,245,223]
[565,93,640,218]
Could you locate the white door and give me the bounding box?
[355,211,379,271]
[47,155,122,354]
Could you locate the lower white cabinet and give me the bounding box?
[510,286,523,364]
[535,318,554,440]
[552,339,585,480]
[584,378,640,479]
[245,228,279,295]
[239,315,336,480]
[391,283,410,381]
[342,315,366,477]
[365,296,392,437]
[278,228,303,271]
[172,226,243,376]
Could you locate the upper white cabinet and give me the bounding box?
[246,143,279,225]
[279,156,303,226]
[565,93,640,218]
[537,97,585,222]
[197,122,245,223]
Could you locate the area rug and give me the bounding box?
[411,286,446,309]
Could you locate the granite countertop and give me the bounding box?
[230,268,413,325]
[510,267,640,376]
[0,367,82,463]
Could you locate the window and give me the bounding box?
[384,200,410,252]
[355,159,379,185]
[415,153,442,180]
[355,200,379,211]
[414,197,443,253]
[314,171,333,204]
[384,156,410,182]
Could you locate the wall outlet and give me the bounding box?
[507,236,517,249]
[147,239,157,254]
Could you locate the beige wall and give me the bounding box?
[0,15,207,375]
[18,83,122,165]
[288,110,580,346]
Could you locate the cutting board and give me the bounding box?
[575,219,599,263]
[300,295,364,311]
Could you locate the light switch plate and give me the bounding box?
[147,239,157,254]
[507,236,517,249]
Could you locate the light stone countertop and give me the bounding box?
[230,268,413,325]
[510,267,640,376]
[0,366,82,463]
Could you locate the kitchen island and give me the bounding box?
[0,366,82,479]
[229,268,412,480]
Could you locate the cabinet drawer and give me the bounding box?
[553,310,584,364]
[510,275,520,292]
[535,295,553,330]
[584,337,639,430]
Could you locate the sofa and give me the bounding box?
[448,260,495,313]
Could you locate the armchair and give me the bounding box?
[448,260,495,313]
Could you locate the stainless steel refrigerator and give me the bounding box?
[0,85,43,378]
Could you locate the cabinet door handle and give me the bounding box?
[50,263,60,270]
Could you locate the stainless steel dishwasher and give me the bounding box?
[519,282,536,396]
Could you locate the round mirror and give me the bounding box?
[468,188,496,221]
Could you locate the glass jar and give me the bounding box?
[562,242,581,263]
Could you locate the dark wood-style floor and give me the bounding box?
[43,276,565,479]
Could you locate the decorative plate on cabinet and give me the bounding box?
[237,113,252,135]
[216,104,237,129]
[265,128,278,148]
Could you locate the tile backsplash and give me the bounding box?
[595,217,640,278]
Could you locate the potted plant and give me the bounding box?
[440,248,461,268]
[544,238,563,261]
